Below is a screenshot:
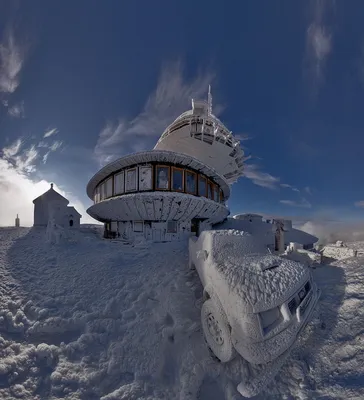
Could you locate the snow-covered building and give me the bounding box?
[33,183,82,228]
[154,86,243,184]
[86,88,242,242]
[215,213,318,251]
[86,151,231,241]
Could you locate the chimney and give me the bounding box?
[51,183,54,189]
[15,214,20,228]
[273,219,285,253]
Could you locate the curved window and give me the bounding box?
[155,166,170,190]
[198,175,207,197]
[172,167,184,192]
[125,168,137,192]
[94,163,225,205]
[185,171,197,194]
[114,171,125,195]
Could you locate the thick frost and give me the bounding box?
[209,230,308,310]
[0,227,363,399]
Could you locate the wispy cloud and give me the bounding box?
[7,101,25,118]
[354,201,364,208]
[1,136,63,175]
[48,140,62,152]
[304,186,312,195]
[280,183,300,193]
[94,61,218,166]
[0,138,94,226]
[280,198,312,208]
[0,29,26,94]
[304,0,335,94]
[43,128,58,138]
[242,161,305,193]
[242,164,280,189]
[2,138,22,158]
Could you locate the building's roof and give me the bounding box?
[86,150,231,201]
[32,183,69,205]
[67,206,82,217]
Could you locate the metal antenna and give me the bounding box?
[208,85,212,115]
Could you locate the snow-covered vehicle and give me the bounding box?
[189,229,320,364]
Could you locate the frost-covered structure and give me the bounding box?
[216,214,318,252]
[87,89,244,241]
[33,183,81,228]
[321,241,358,261]
[154,86,244,184]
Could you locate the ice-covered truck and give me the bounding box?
[189,229,320,364]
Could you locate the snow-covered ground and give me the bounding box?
[0,227,363,399]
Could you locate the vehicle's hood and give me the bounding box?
[214,254,309,313]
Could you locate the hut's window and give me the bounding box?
[105,177,113,198]
[172,167,184,192]
[185,170,197,194]
[125,168,137,192]
[167,221,178,233]
[155,166,170,190]
[133,221,144,232]
[219,189,224,203]
[114,171,125,195]
[198,175,207,197]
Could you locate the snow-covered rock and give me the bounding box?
[321,242,357,260]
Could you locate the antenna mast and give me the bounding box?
[207,85,212,115]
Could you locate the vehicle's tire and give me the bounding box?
[201,299,235,363]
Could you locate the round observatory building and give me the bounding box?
[86,89,244,242]
[154,87,244,184]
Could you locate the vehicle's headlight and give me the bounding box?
[259,307,281,334]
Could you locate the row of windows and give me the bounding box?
[106,220,178,234]
[94,164,225,204]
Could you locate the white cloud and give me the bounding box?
[43,128,58,138]
[94,61,218,165]
[280,183,300,193]
[49,140,62,152]
[304,186,312,195]
[7,101,24,118]
[242,164,280,189]
[42,151,50,164]
[2,138,22,158]
[304,0,334,92]
[280,198,312,208]
[298,220,364,245]
[354,201,364,208]
[0,29,26,94]
[0,139,95,226]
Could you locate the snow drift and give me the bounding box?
[0,227,363,399]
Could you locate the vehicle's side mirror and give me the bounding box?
[197,250,209,261]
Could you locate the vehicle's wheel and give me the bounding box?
[201,299,235,363]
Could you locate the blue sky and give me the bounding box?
[1,0,364,227]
